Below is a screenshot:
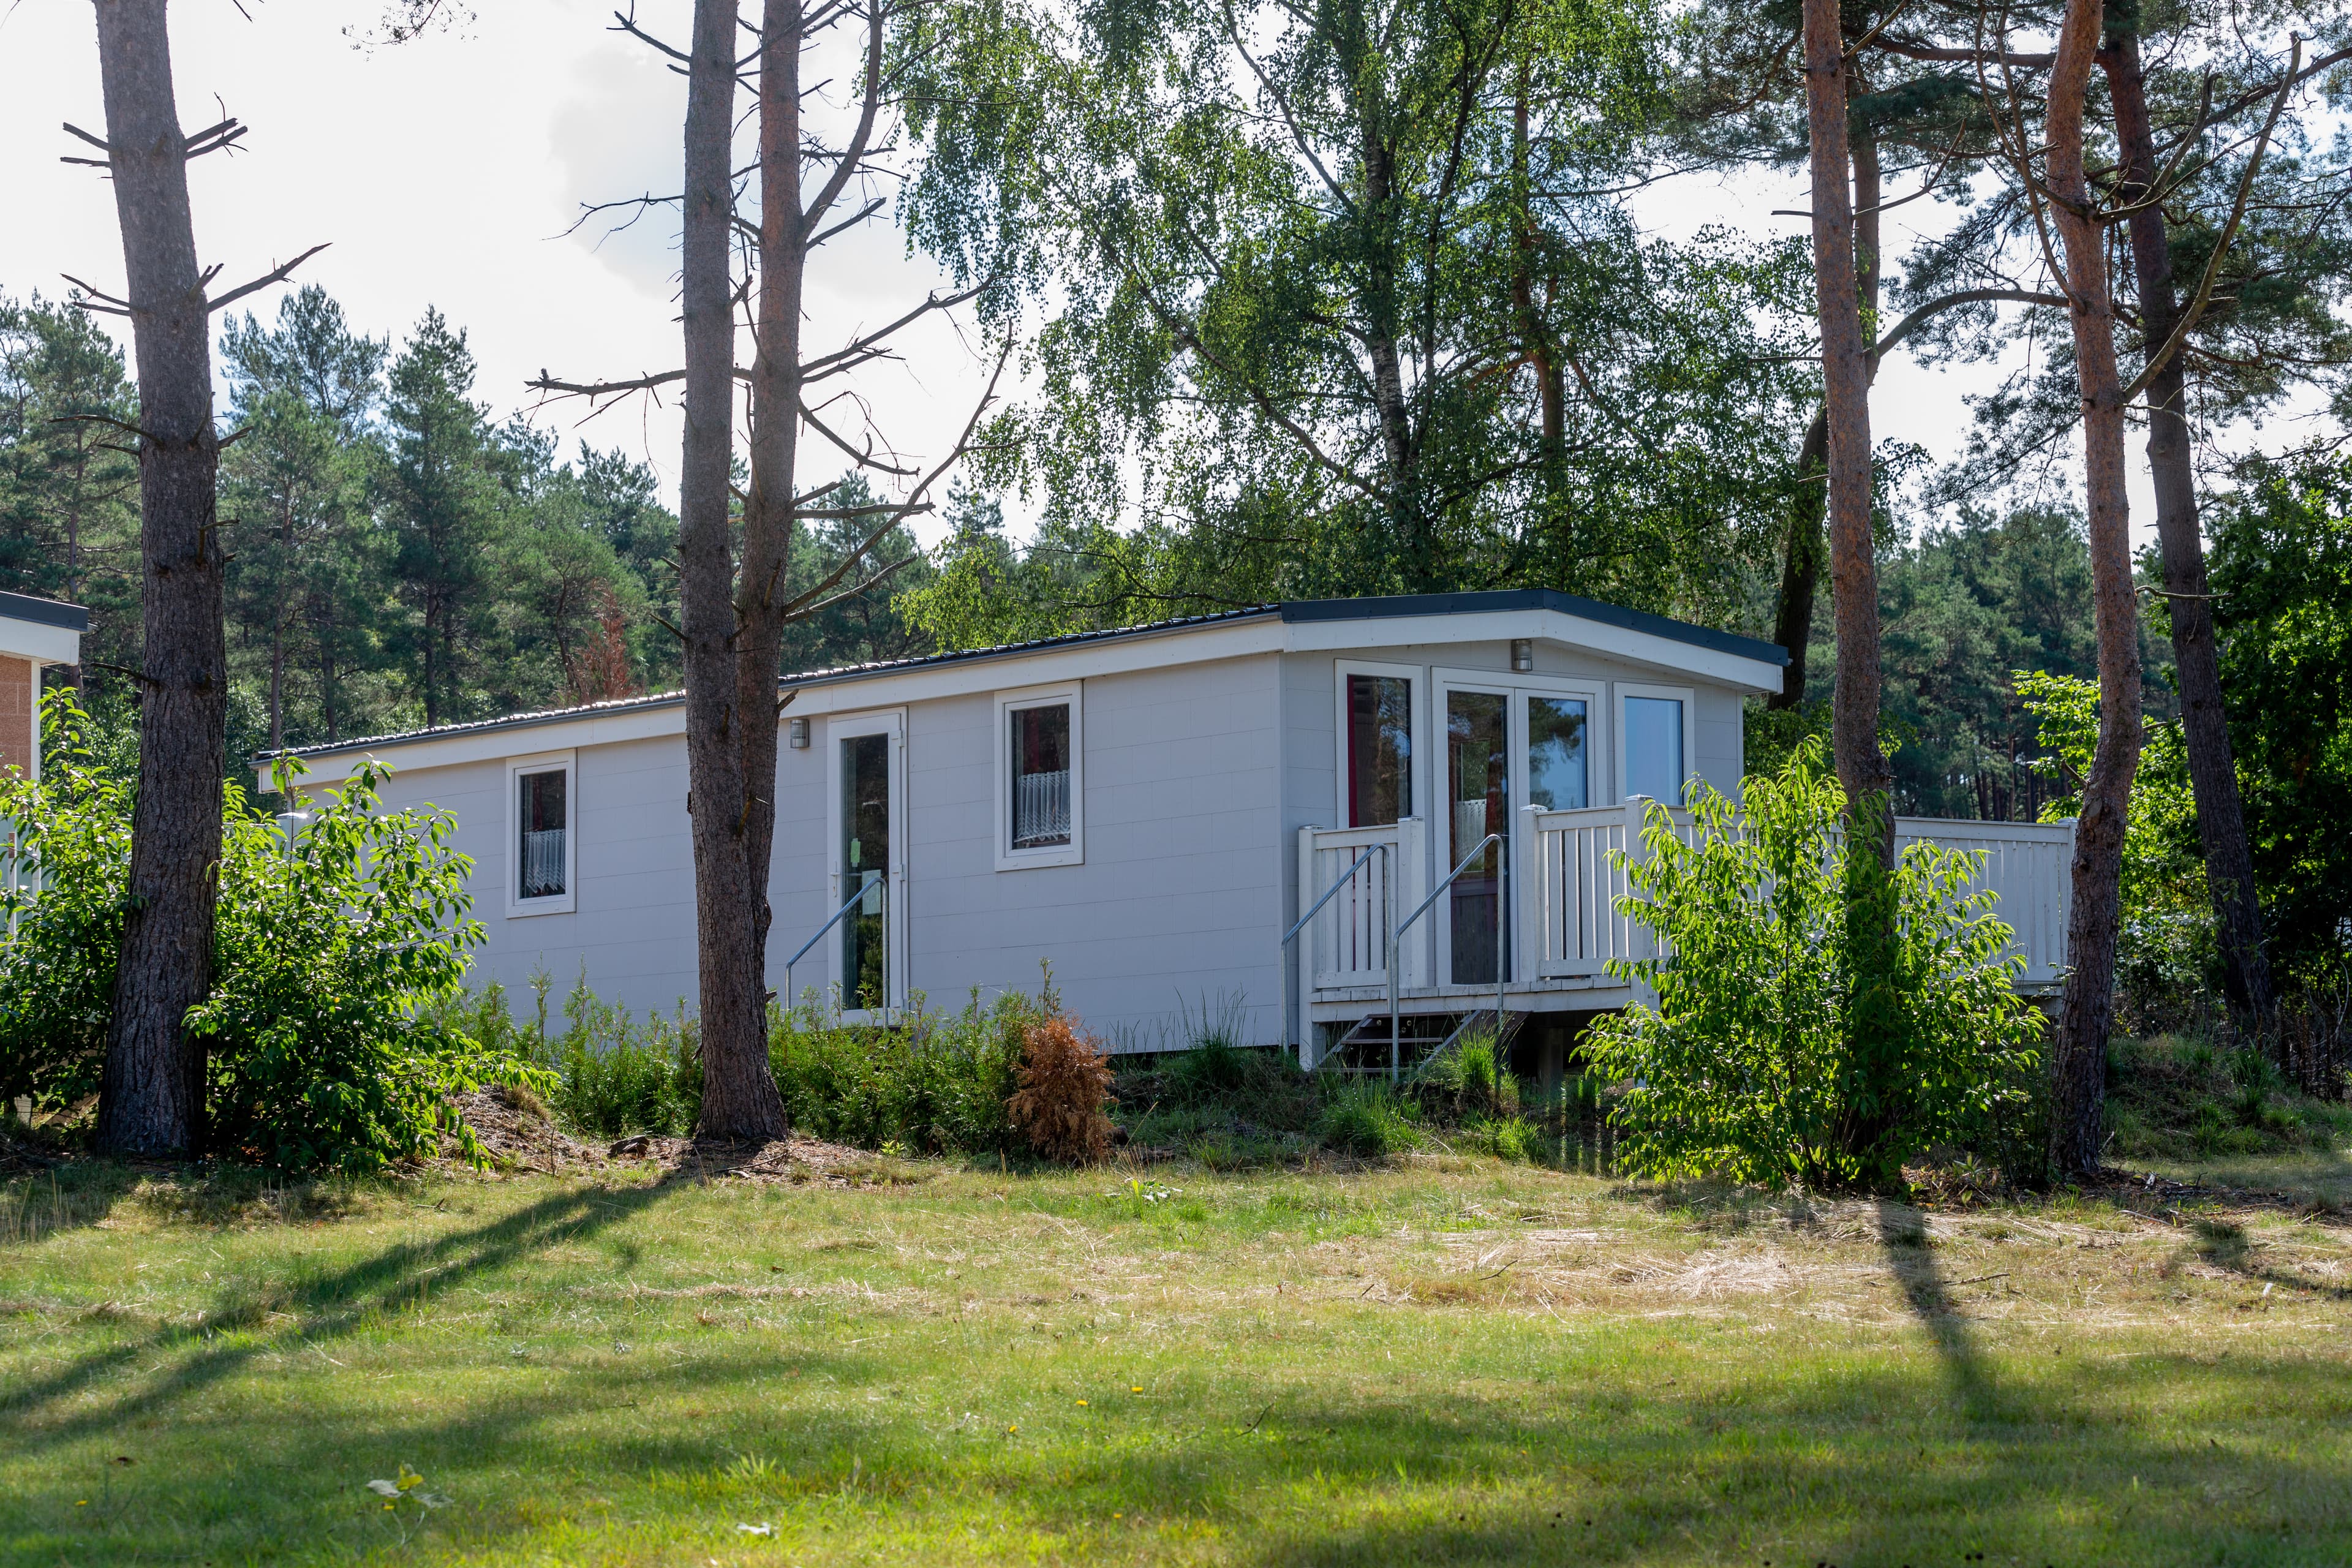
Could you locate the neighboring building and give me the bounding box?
[0,592,88,781]
[258,591,2071,1080]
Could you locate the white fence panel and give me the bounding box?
[1895,817,2075,987]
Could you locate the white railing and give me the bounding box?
[1527,800,1689,978]
[1301,803,2077,1006]
[1295,818,1425,997]
[1014,767,1071,847]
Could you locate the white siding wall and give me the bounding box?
[353,632,1754,1044]
[362,734,699,1019]
[768,652,1286,1049]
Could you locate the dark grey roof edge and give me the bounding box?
[256,606,1281,763]
[776,603,1281,692]
[0,591,90,633]
[256,591,1784,763]
[1279,590,1790,666]
[262,688,688,763]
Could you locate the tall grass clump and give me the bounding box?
[435,970,701,1137]
[1317,1080,1423,1156]
[768,982,1055,1156]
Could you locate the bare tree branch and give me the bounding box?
[2123,34,2302,406]
[801,397,917,475]
[206,243,330,314]
[782,341,1011,619]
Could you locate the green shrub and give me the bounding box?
[0,698,132,1111]
[192,758,546,1172]
[473,968,703,1138]
[0,697,542,1172]
[1317,1080,1422,1157]
[1584,741,2045,1191]
[768,985,1048,1156]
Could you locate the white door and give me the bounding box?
[826,709,906,1019]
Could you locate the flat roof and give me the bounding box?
[260,591,1786,763]
[0,591,89,633]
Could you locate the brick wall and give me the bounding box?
[0,656,34,781]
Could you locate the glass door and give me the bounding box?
[830,711,904,1016]
[1446,688,1509,986]
[1439,674,1602,990]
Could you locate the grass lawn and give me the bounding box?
[6,1154,2352,1566]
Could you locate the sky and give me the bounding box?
[1,0,2163,551]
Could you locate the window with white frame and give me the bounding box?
[995,684,1082,868]
[506,751,576,914]
[1615,684,1697,805]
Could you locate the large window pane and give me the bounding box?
[1526,696,1588,811]
[518,768,566,899]
[1344,674,1412,826]
[1623,696,1686,804]
[1447,690,1509,985]
[841,733,890,1008]
[1009,703,1072,849]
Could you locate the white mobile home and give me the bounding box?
[263,590,2072,1074]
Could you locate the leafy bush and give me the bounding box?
[2018,670,2215,1027]
[0,698,540,1172]
[1584,741,2045,1191]
[1009,1015,1117,1164]
[194,759,545,1172]
[2208,462,2352,983]
[1316,1080,1422,1156]
[0,699,132,1110]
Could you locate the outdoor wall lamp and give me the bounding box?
[1510,638,1534,673]
[788,717,810,748]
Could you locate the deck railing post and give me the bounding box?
[1496,829,1507,1048]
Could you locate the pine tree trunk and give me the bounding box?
[1771,115,1880,717]
[1799,0,1890,836]
[91,0,225,1158]
[2101,31,2275,1022]
[679,0,785,1144]
[1767,407,1830,709]
[2048,0,2142,1177]
[736,0,807,992]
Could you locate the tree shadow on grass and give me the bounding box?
[1,1164,705,1453]
[2175,1215,2352,1301]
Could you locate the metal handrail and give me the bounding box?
[1280,842,1388,1066]
[1386,831,1506,1082]
[783,876,884,1013]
